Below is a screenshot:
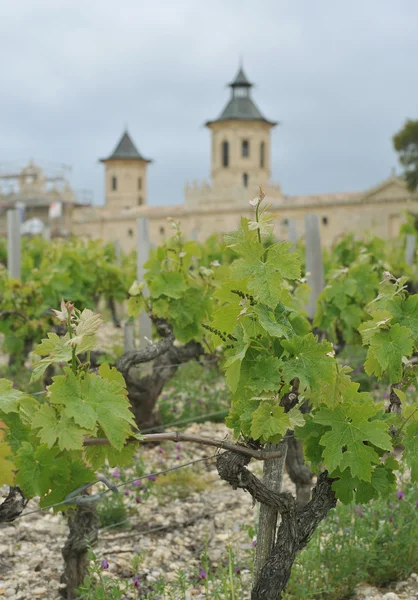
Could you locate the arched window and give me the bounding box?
[243,173,249,187]
[222,141,229,167]
[138,177,142,190]
[242,140,249,157]
[260,142,265,168]
[111,176,117,191]
[138,196,143,206]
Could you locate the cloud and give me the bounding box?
[1,0,417,205]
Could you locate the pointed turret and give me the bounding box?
[204,65,277,193]
[206,65,277,127]
[100,130,152,163]
[100,130,152,210]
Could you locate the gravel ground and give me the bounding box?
[1,422,417,600]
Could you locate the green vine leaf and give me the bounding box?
[0,379,32,414]
[248,356,283,394]
[47,368,135,451]
[127,295,145,319]
[365,324,414,383]
[250,402,291,443]
[15,442,67,498]
[315,398,393,481]
[31,405,90,451]
[319,364,352,409]
[403,422,418,481]
[84,443,137,470]
[281,334,335,392]
[149,271,188,300]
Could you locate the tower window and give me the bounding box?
[138,196,143,206]
[128,228,134,237]
[138,177,142,190]
[260,142,265,168]
[322,216,328,226]
[222,141,229,167]
[111,176,117,191]
[243,173,249,187]
[242,140,249,157]
[159,226,165,235]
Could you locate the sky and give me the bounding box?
[1,0,418,206]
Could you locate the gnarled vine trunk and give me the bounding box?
[116,319,204,430]
[285,433,313,507]
[216,450,336,600]
[60,502,99,600]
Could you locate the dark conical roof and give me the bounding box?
[205,66,277,127]
[229,66,253,88]
[100,130,152,162]
[217,96,267,121]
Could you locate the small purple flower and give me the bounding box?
[101,559,109,569]
[124,489,129,496]
[133,479,142,487]
[158,447,164,454]
[397,491,405,500]
[112,469,120,479]
[383,392,390,399]
[175,444,181,450]
[235,567,241,575]
[389,514,394,522]
[176,454,181,460]
[172,407,178,413]
[415,500,418,507]
[135,496,141,504]
[199,569,207,580]
[133,576,140,587]
[147,474,157,482]
[252,539,257,548]
[198,399,204,405]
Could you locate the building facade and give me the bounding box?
[72,66,418,251]
[0,161,84,237]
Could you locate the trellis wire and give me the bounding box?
[10,453,219,521]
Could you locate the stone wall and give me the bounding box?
[71,176,418,253]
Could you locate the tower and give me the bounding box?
[205,65,277,193]
[100,130,152,210]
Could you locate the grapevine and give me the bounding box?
[0,192,417,599]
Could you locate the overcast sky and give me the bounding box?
[1,0,417,206]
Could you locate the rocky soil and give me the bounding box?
[1,422,417,600]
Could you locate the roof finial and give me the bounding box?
[239,55,243,69]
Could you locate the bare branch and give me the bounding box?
[83,433,285,460]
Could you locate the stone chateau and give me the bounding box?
[2,66,417,248]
